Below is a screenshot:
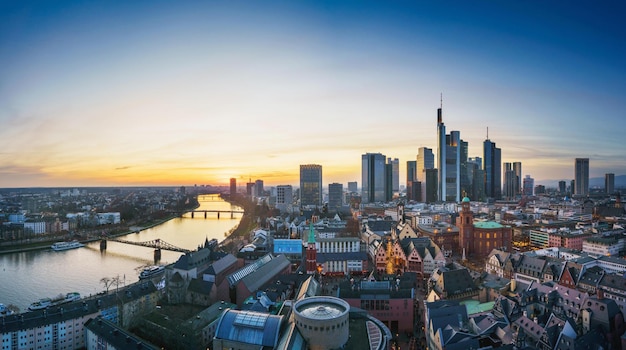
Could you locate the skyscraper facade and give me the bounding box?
[437,106,461,202]
[423,168,439,203]
[606,173,615,194]
[484,138,502,200]
[328,183,343,210]
[255,179,264,197]
[362,153,386,203]
[467,157,484,201]
[300,164,323,206]
[416,147,434,181]
[503,162,516,199]
[558,181,566,194]
[574,158,589,196]
[347,182,358,193]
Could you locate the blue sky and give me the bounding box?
[1,1,625,188]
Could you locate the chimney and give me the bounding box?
[597,288,605,300]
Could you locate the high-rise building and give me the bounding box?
[436,105,461,202]
[460,140,470,199]
[503,162,516,199]
[390,158,399,194]
[255,179,264,197]
[417,147,434,181]
[385,160,393,202]
[423,168,439,203]
[513,162,522,195]
[246,180,255,197]
[300,164,322,206]
[606,173,615,194]
[361,153,386,203]
[230,178,237,196]
[347,181,358,193]
[276,185,293,213]
[467,157,484,201]
[570,180,575,195]
[484,138,502,200]
[328,183,343,210]
[406,161,417,201]
[574,158,589,196]
[523,175,534,196]
[558,181,566,194]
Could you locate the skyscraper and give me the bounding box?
[467,157,484,201]
[574,158,589,196]
[347,182,358,193]
[606,173,615,194]
[484,137,502,200]
[362,153,386,203]
[503,162,516,199]
[230,178,236,196]
[513,162,522,196]
[436,105,461,202]
[300,164,322,206]
[328,183,343,210]
[523,175,534,196]
[417,147,435,203]
[390,158,399,194]
[406,160,417,201]
[558,181,566,194]
[255,179,264,197]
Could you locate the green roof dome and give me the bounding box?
[462,197,471,203]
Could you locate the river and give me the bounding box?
[0,194,242,312]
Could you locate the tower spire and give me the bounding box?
[440,92,443,109]
[486,127,489,140]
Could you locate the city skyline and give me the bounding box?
[1,1,625,188]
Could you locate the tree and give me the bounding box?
[100,276,120,294]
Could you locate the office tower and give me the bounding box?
[503,162,516,199]
[423,169,439,203]
[246,179,255,197]
[574,158,589,196]
[558,181,566,194]
[385,161,393,202]
[328,183,343,210]
[535,185,546,195]
[406,161,417,201]
[230,178,236,196]
[467,157,483,201]
[347,181,358,193]
[362,153,386,203]
[436,105,461,202]
[606,173,615,194]
[389,158,399,194]
[255,179,264,197]
[484,137,502,200]
[300,164,322,206]
[460,140,470,198]
[523,175,534,196]
[513,162,522,195]
[416,147,434,181]
[570,180,575,195]
[276,185,293,213]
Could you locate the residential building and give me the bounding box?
[85,317,159,350]
[300,164,322,206]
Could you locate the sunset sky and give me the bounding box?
[1,1,625,188]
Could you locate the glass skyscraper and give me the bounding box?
[300,164,322,206]
[484,138,502,200]
[361,153,386,203]
[575,158,589,196]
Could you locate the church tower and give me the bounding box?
[306,223,318,274]
[457,197,474,255]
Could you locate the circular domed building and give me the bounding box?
[293,296,350,350]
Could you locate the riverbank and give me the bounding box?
[218,195,258,254]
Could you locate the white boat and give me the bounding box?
[0,303,14,316]
[51,241,85,251]
[139,265,165,279]
[28,292,81,311]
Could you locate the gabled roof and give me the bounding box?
[206,254,238,275]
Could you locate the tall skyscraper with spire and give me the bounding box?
[484,130,502,200]
[436,100,461,202]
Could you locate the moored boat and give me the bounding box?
[0,303,14,316]
[139,265,165,279]
[51,241,85,251]
[28,292,81,311]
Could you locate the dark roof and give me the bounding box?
[440,269,478,296]
[187,279,215,295]
[367,220,394,232]
[172,247,213,270]
[85,316,159,350]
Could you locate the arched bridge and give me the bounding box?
[108,238,191,253]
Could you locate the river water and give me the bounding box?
[0,194,242,312]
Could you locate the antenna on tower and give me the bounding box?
[440,93,443,109]
[486,127,489,140]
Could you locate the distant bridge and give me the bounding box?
[168,209,244,218]
[108,238,191,253]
